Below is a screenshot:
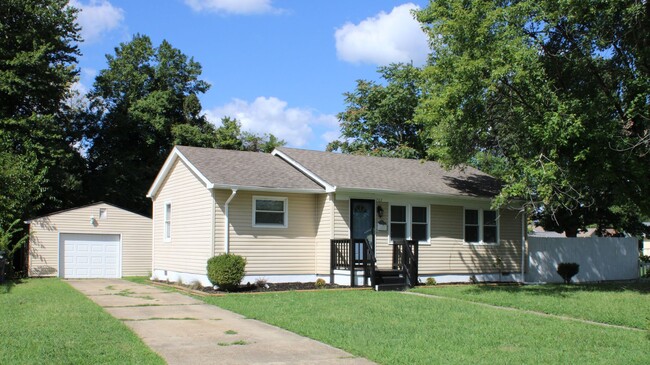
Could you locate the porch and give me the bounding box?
[330,239,419,290]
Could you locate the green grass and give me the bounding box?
[0,279,164,365]
[412,282,650,329]
[201,290,648,365]
[123,276,152,285]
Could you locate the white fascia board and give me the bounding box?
[271,149,336,193]
[210,183,325,194]
[146,147,213,198]
[335,187,495,206]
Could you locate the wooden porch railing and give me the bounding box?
[330,238,375,287]
[392,240,419,287]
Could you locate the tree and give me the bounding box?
[84,35,213,215]
[215,117,285,153]
[415,0,650,235]
[0,0,83,225]
[327,63,427,158]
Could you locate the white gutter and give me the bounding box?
[521,208,526,283]
[224,189,238,253]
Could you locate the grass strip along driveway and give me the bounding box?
[0,279,164,365]
[202,289,648,365]
[412,281,650,330]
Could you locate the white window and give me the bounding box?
[253,196,287,228]
[389,204,429,244]
[99,208,107,220]
[464,209,499,244]
[164,202,172,241]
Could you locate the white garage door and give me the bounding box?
[61,233,120,278]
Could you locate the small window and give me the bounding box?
[464,208,498,245]
[390,205,406,241]
[253,196,287,227]
[164,202,171,241]
[464,209,479,243]
[411,206,428,243]
[99,208,107,220]
[390,205,428,244]
[483,210,498,244]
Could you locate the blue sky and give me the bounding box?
[71,0,430,150]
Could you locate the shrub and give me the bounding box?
[255,277,268,287]
[426,277,437,286]
[469,275,478,284]
[315,278,326,289]
[557,262,580,284]
[207,254,246,291]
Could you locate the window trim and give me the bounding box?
[463,208,500,245]
[388,203,430,245]
[99,208,108,220]
[252,196,288,228]
[163,202,172,242]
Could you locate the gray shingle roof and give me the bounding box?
[276,147,501,198]
[176,146,323,191]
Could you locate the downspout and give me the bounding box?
[224,189,238,254]
[150,199,155,279]
[210,190,216,257]
[521,208,526,283]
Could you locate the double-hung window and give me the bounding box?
[163,202,172,241]
[464,209,498,244]
[389,204,429,244]
[253,196,288,228]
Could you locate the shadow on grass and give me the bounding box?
[0,278,25,294]
[461,281,650,298]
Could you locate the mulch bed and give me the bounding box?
[200,281,346,294]
[150,280,347,294]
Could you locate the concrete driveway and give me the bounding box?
[67,279,374,365]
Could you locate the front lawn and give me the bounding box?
[0,279,164,365]
[412,281,650,329]
[201,289,648,365]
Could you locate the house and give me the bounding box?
[27,202,152,278]
[146,146,525,288]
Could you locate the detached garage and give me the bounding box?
[27,202,151,278]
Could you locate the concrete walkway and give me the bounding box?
[67,279,374,365]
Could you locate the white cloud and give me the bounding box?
[184,0,280,15]
[206,97,338,148]
[334,3,429,66]
[69,0,124,43]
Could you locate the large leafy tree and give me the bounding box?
[415,0,649,235]
[84,35,285,215]
[214,117,286,153]
[84,35,212,215]
[0,0,83,226]
[328,63,427,158]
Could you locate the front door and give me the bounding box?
[350,199,375,261]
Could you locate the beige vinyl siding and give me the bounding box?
[314,194,331,274]
[152,159,213,275]
[28,202,151,277]
[224,190,318,275]
[332,199,349,240]
[420,205,522,274]
[374,201,392,269]
[213,189,229,256]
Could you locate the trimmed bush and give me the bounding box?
[557,262,580,284]
[315,278,326,289]
[207,254,247,291]
[425,277,437,286]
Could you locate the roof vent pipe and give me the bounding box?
[224,189,238,253]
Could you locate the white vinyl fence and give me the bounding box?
[526,237,639,283]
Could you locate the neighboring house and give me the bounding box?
[147,146,525,288]
[27,202,152,278]
[641,222,650,256]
